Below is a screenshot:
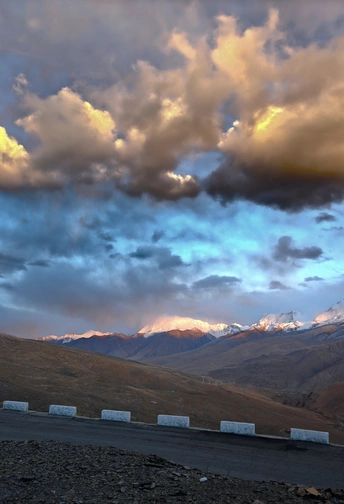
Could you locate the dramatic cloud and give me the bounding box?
[1,1,344,337]
[2,7,344,208]
[269,280,289,290]
[315,212,337,223]
[273,236,323,262]
[193,274,241,289]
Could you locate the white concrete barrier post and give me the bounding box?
[2,401,29,412]
[220,421,255,436]
[290,428,329,444]
[157,415,190,428]
[101,410,131,422]
[49,405,77,417]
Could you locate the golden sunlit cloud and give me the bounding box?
[0,126,29,189]
[3,8,344,208]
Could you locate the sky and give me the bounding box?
[1,0,344,338]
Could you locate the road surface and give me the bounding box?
[1,410,343,489]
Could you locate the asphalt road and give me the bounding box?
[1,410,343,489]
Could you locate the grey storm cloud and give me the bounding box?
[2,4,344,209]
[193,274,241,289]
[129,246,186,270]
[269,280,289,290]
[304,275,324,282]
[273,236,323,262]
[315,212,337,223]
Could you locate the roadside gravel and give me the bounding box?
[0,440,343,504]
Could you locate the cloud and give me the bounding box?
[273,236,323,262]
[28,259,50,267]
[3,8,344,209]
[129,246,186,270]
[0,127,31,190]
[269,280,289,290]
[151,230,165,243]
[12,73,29,95]
[315,212,337,223]
[304,275,324,282]
[0,252,27,275]
[193,274,241,289]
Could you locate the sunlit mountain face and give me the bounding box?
[1,1,344,339]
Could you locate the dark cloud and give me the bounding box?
[304,275,324,282]
[151,230,165,243]
[204,164,344,212]
[98,231,114,242]
[0,252,27,274]
[315,212,337,223]
[28,259,50,267]
[269,280,290,290]
[129,246,186,270]
[193,274,241,289]
[273,236,323,262]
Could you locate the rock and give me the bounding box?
[199,477,208,482]
[296,488,306,496]
[306,487,320,497]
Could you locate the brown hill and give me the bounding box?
[207,339,344,394]
[302,382,344,419]
[143,325,344,394]
[1,334,343,442]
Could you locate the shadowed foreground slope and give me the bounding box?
[1,334,343,442]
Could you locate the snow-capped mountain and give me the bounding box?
[139,315,231,337]
[254,311,304,332]
[41,330,112,344]
[313,300,344,326]
[40,299,344,345]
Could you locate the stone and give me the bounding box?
[220,421,255,436]
[157,415,190,428]
[306,487,320,497]
[199,477,208,482]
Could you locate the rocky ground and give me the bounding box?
[0,441,343,504]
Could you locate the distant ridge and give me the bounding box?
[39,299,344,343]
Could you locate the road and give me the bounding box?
[1,410,343,489]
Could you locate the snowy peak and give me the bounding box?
[139,316,230,337]
[254,311,302,332]
[313,300,344,326]
[41,330,112,344]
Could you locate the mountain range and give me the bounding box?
[3,298,344,441]
[38,300,344,403]
[42,300,344,343]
